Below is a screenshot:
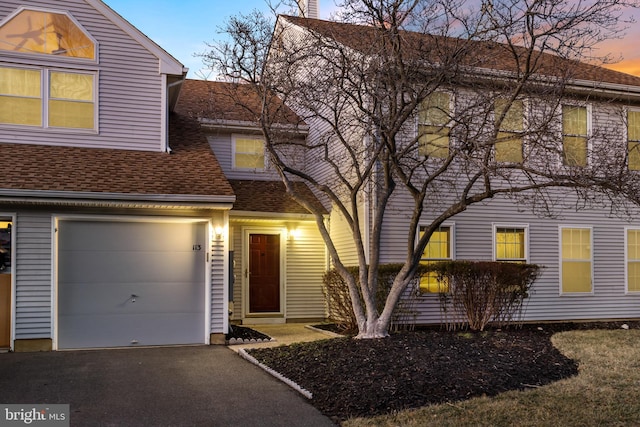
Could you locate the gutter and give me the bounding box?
[229,210,325,220]
[199,118,310,135]
[462,66,640,101]
[0,189,235,208]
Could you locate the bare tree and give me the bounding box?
[202,0,640,338]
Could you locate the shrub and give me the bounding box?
[322,264,421,334]
[426,261,541,331]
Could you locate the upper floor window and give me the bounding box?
[0,9,95,59]
[233,135,265,170]
[418,225,453,293]
[494,225,528,263]
[562,105,588,167]
[0,65,95,129]
[494,99,524,163]
[418,92,451,159]
[628,110,640,171]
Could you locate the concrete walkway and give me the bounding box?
[228,323,340,352]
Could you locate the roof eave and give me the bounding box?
[0,189,235,208]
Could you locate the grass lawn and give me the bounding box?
[343,329,640,427]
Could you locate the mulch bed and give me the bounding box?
[248,321,640,422]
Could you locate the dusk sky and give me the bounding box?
[103,0,640,79]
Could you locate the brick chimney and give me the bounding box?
[298,0,319,19]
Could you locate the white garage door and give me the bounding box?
[57,220,207,349]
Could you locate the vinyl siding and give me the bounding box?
[14,212,52,339]
[329,205,359,267]
[385,195,640,325]
[0,0,164,152]
[285,222,326,318]
[210,212,227,334]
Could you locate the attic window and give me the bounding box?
[0,9,95,59]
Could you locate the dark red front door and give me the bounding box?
[249,234,280,313]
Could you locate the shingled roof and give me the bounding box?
[283,15,640,89]
[230,180,327,215]
[0,112,234,204]
[177,79,305,126]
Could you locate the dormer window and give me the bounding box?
[0,9,95,59]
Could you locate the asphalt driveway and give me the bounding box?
[0,346,336,426]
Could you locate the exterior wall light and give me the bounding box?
[214,226,224,240]
[287,227,299,240]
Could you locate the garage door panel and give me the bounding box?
[58,222,205,252]
[59,282,205,315]
[58,312,205,348]
[58,220,207,349]
[59,251,204,284]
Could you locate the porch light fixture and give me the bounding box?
[287,227,299,240]
[214,226,224,240]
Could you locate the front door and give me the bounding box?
[249,234,280,313]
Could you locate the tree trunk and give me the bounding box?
[355,316,389,339]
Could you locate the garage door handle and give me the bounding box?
[131,294,138,303]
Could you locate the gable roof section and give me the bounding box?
[230,180,327,215]
[88,0,186,76]
[0,113,234,205]
[175,80,323,215]
[177,79,306,129]
[282,15,640,91]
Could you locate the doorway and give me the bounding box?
[248,233,281,313]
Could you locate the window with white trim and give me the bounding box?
[494,225,528,263]
[232,135,266,170]
[0,66,95,129]
[560,227,592,293]
[627,109,640,171]
[562,105,589,167]
[418,92,451,159]
[0,9,96,59]
[626,228,640,292]
[418,225,453,293]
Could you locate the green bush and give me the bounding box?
[426,261,541,331]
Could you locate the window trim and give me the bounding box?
[624,227,640,294]
[416,222,455,293]
[492,223,529,263]
[0,6,99,63]
[231,134,267,171]
[0,64,98,133]
[560,103,592,167]
[558,225,594,296]
[417,91,454,159]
